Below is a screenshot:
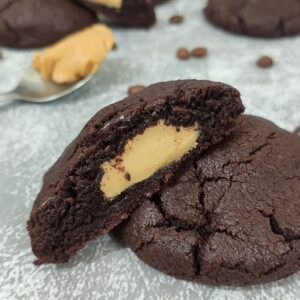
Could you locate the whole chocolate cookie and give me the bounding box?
[121,115,300,286]
[27,80,244,264]
[205,0,300,37]
[0,0,97,48]
[79,0,156,28]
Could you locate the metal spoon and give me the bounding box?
[0,66,93,103]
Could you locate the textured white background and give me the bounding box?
[0,0,300,299]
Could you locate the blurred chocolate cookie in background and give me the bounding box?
[0,0,97,48]
[205,0,300,37]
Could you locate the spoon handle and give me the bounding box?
[0,92,20,102]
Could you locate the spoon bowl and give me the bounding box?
[0,67,94,103]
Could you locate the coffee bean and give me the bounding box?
[128,85,145,96]
[257,56,274,68]
[112,43,118,50]
[191,47,208,58]
[176,48,190,60]
[169,15,184,24]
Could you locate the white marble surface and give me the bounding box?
[0,0,300,299]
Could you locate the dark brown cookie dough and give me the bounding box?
[27,80,244,264]
[205,0,300,37]
[79,0,156,28]
[121,115,300,286]
[0,0,97,48]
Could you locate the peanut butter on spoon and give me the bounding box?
[33,24,115,84]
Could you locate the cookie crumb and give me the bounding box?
[191,47,208,58]
[169,15,184,24]
[128,85,145,96]
[257,56,274,68]
[176,48,190,60]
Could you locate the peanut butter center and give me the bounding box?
[87,0,122,9]
[100,120,200,199]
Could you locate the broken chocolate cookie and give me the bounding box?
[27,80,244,264]
[121,115,300,286]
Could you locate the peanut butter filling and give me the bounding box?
[87,0,122,9]
[100,120,200,199]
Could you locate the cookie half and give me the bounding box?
[121,115,300,286]
[27,80,244,264]
[205,0,300,38]
[0,0,97,48]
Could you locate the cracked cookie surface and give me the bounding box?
[0,0,97,48]
[205,0,300,37]
[121,115,300,286]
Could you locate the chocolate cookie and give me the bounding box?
[205,0,300,37]
[121,115,300,286]
[79,0,156,28]
[27,80,244,264]
[0,0,97,48]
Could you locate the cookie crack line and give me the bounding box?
[150,194,198,232]
[210,228,291,278]
[219,259,287,279]
[150,193,204,278]
[196,179,223,239]
[258,210,300,242]
[248,142,271,156]
[248,132,276,156]
[134,235,155,253]
[261,262,287,277]
[192,244,201,276]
